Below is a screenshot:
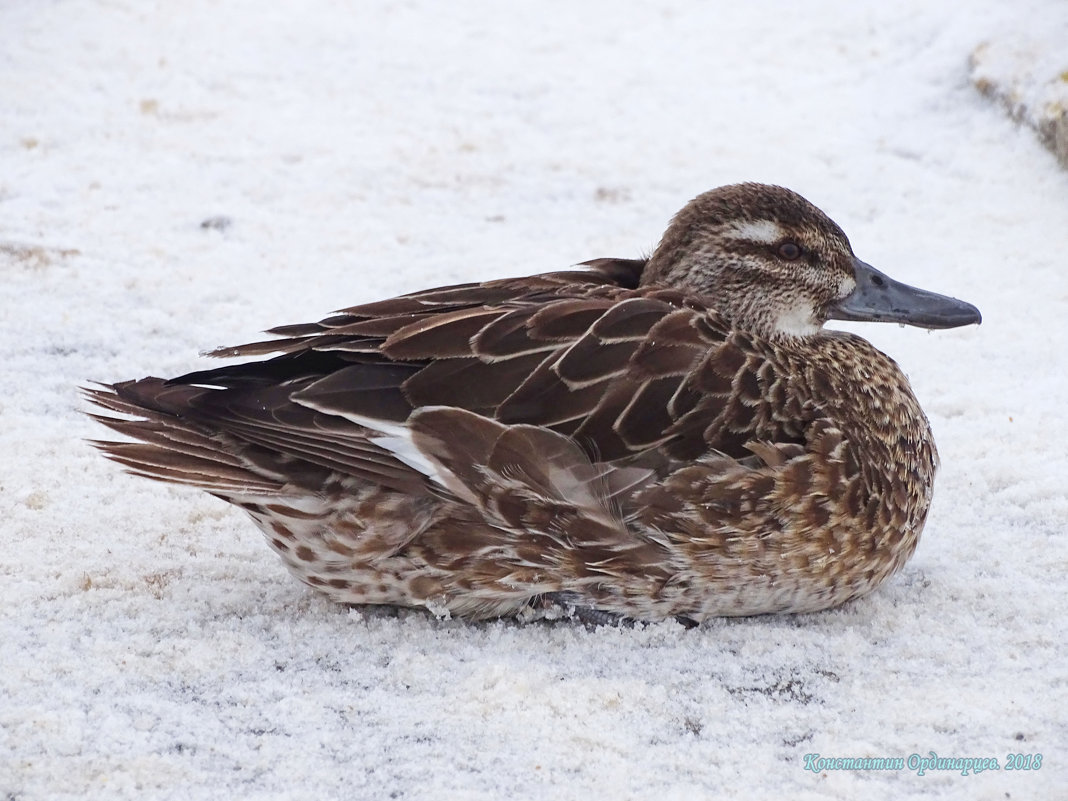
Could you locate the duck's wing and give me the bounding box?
[89,259,800,499]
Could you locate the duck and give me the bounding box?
[87,183,981,624]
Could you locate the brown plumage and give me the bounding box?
[86,184,981,623]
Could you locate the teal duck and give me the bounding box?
[87,184,981,623]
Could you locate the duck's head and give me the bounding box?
[641,183,981,341]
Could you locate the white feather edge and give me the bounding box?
[290,399,450,488]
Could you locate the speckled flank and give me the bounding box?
[86,184,976,623]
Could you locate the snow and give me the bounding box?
[970,23,1068,166]
[2,1,1067,798]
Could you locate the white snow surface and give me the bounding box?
[3,2,1067,799]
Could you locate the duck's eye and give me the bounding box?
[777,241,803,261]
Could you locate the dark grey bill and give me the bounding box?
[828,258,982,329]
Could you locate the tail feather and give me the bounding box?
[84,382,286,495]
[86,412,247,469]
[91,440,283,494]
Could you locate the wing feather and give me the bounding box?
[88,259,805,500]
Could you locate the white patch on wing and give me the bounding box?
[369,430,448,488]
[726,219,784,245]
[297,405,449,487]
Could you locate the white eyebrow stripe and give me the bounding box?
[725,219,784,245]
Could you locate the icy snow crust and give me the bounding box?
[2,2,1066,798]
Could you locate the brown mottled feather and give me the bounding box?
[86,184,976,622]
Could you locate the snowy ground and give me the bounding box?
[970,27,1068,167]
[2,2,1067,799]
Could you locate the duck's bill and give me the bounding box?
[828,258,982,329]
